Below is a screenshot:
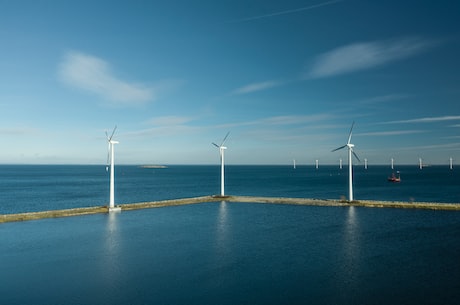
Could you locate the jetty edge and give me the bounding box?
[2,195,460,223]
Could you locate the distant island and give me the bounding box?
[139,165,168,169]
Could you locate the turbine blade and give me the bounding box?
[332,145,347,152]
[347,121,355,144]
[352,150,361,162]
[212,142,220,148]
[221,131,230,146]
[105,130,109,140]
[109,125,117,141]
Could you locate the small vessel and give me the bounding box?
[388,171,401,182]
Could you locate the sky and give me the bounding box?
[1,0,460,165]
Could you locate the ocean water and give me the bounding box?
[1,165,460,304]
[0,164,459,214]
[1,202,460,305]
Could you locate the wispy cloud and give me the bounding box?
[145,115,195,126]
[258,114,335,126]
[124,115,202,138]
[308,37,437,79]
[360,94,412,105]
[357,130,424,136]
[0,127,38,136]
[58,51,154,105]
[231,80,282,95]
[230,0,343,23]
[215,114,336,129]
[396,142,460,151]
[383,115,460,124]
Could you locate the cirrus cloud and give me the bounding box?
[58,51,154,105]
[231,80,283,95]
[308,37,437,79]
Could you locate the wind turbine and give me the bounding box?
[212,132,230,197]
[332,122,360,202]
[106,126,120,212]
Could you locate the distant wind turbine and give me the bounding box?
[364,158,368,170]
[315,159,319,169]
[450,157,453,170]
[212,132,230,197]
[391,158,394,170]
[419,157,423,170]
[339,158,342,170]
[332,122,360,202]
[106,126,120,212]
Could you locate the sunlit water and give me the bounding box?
[1,202,460,304]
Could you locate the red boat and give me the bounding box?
[388,171,401,182]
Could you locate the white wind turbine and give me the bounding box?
[106,126,120,212]
[332,122,360,202]
[212,132,230,197]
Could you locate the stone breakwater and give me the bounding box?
[2,195,460,223]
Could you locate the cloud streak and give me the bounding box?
[230,0,343,23]
[308,37,436,78]
[357,130,424,136]
[232,80,282,95]
[58,51,154,105]
[384,115,460,124]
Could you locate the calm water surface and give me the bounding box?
[2,202,460,305]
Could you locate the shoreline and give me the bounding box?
[2,195,460,223]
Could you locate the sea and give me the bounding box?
[1,165,460,304]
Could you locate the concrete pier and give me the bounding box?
[1,195,460,223]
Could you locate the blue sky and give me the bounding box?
[1,0,460,165]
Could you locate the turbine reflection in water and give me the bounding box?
[338,206,362,294]
[215,201,231,255]
[99,212,122,293]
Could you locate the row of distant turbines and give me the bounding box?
[305,156,454,171]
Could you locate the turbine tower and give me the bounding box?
[212,132,230,197]
[332,122,360,202]
[106,126,120,212]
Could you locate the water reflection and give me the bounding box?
[105,212,120,256]
[338,206,362,291]
[215,201,231,256]
[98,212,122,292]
